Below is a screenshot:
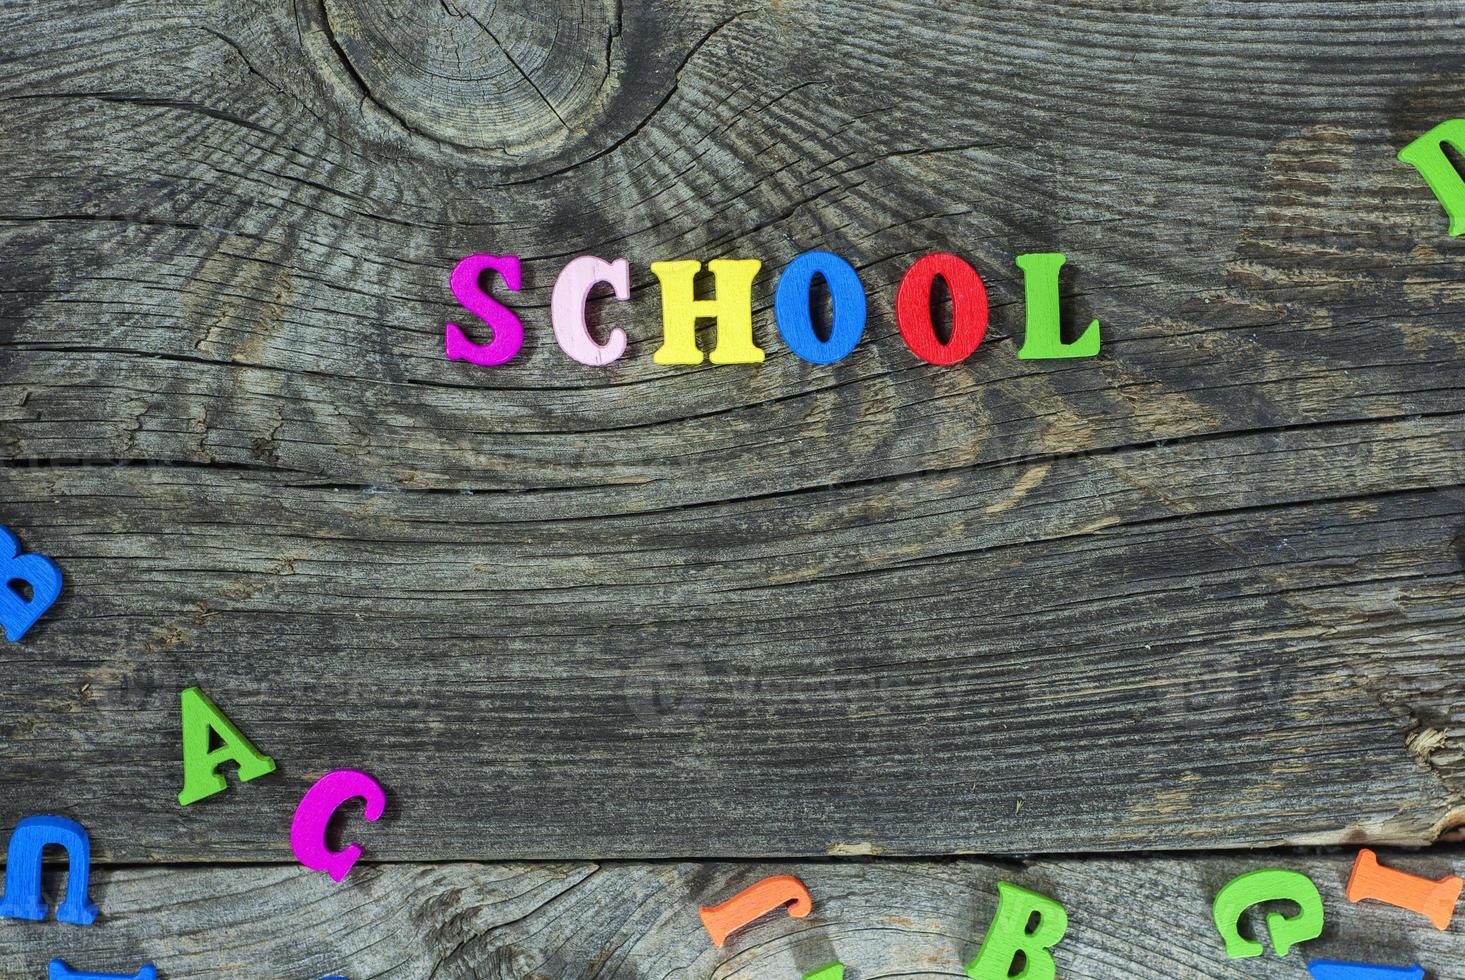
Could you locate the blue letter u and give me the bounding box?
[0,816,98,925]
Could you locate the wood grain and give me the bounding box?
[1,0,1464,860]
[2,851,1461,978]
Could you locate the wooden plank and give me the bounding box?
[1,852,1460,978]
[1,0,1464,860]
[2,430,1465,860]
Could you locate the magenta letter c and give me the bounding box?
[290,769,387,882]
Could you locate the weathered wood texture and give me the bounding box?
[2,0,1465,860]
[2,851,1461,978]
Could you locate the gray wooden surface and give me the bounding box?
[6,0,1465,976]
[3,0,1465,873]
[1,851,1459,978]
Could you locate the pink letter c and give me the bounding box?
[551,255,630,366]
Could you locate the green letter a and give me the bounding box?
[177,686,276,805]
[1398,119,1465,236]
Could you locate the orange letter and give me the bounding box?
[1347,849,1461,930]
[698,874,812,947]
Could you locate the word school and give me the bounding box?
[443,250,1102,368]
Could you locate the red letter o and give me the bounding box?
[895,253,989,365]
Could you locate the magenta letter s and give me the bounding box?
[445,253,524,366]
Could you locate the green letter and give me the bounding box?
[804,965,844,980]
[178,686,276,805]
[1211,868,1324,958]
[966,881,1068,980]
[1398,119,1465,236]
[1015,253,1100,359]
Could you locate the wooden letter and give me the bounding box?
[1212,868,1323,958]
[895,253,989,365]
[1346,848,1461,930]
[1015,253,1100,359]
[965,881,1067,980]
[49,961,157,980]
[774,250,867,364]
[804,964,844,980]
[445,253,524,366]
[0,816,98,925]
[1398,119,1465,236]
[177,686,277,805]
[552,256,631,366]
[290,769,387,882]
[699,874,812,947]
[0,525,62,642]
[650,258,764,365]
[1307,961,1426,980]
